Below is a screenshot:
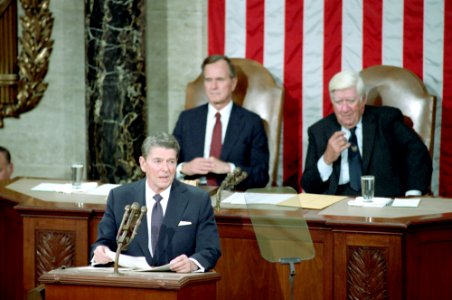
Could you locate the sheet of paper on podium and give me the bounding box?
[92,249,171,272]
[278,193,346,209]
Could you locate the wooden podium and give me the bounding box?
[39,267,220,300]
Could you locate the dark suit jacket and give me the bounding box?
[301,106,432,197]
[92,179,221,270]
[173,103,270,190]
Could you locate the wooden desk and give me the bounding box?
[40,267,220,300]
[1,178,452,300]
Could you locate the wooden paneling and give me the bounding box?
[22,216,89,294]
[0,197,23,300]
[2,178,452,300]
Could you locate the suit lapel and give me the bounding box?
[133,179,152,260]
[361,111,376,174]
[326,116,343,193]
[191,105,208,158]
[197,105,209,155]
[221,104,242,159]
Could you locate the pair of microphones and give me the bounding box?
[113,202,147,273]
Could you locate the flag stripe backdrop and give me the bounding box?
[208,0,451,196]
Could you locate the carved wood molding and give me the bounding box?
[0,0,54,127]
[35,230,75,286]
[347,246,388,300]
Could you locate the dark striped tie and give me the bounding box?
[151,194,163,255]
[348,127,362,191]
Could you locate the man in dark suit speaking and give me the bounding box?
[173,55,269,190]
[92,133,221,272]
[301,70,432,197]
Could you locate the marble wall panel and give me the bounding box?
[86,0,146,184]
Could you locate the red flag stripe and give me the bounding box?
[246,0,265,63]
[283,0,304,188]
[208,0,225,55]
[323,0,343,117]
[363,0,383,68]
[403,0,424,78]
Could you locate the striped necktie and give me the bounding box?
[348,127,362,191]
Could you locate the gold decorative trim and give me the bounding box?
[0,0,53,127]
[0,74,18,86]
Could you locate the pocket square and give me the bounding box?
[178,220,192,226]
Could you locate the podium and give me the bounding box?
[39,267,220,300]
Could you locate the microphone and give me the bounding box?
[215,167,248,210]
[114,202,147,273]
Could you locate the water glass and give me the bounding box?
[71,163,84,189]
[361,175,375,202]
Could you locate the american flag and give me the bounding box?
[208,0,452,197]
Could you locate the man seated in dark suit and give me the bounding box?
[172,55,269,190]
[92,133,221,273]
[301,70,432,197]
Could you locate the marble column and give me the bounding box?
[86,0,146,183]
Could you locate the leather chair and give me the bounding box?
[185,58,284,186]
[360,65,436,155]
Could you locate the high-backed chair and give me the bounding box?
[185,58,284,186]
[360,65,436,155]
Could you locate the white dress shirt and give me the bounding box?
[176,101,236,180]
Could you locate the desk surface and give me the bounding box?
[3,177,452,229]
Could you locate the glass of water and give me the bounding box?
[361,175,375,202]
[71,163,84,189]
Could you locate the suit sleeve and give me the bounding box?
[385,110,432,194]
[91,190,120,256]
[236,115,270,190]
[190,191,222,270]
[172,112,186,162]
[301,126,332,194]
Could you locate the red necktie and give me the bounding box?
[207,112,222,185]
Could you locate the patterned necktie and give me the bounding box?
[207,112,222,185]
[348,127,362,191]
[151,194,163,256]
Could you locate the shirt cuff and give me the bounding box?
[189,257,205,273]
[176,163,185,179]
[317,155,333,182]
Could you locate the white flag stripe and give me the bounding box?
[263,0,285,85]
[382,0,404,66]
[225,0,246,57]
[302,0,325,171]
[424,0,444,193]
[342,0,363,72]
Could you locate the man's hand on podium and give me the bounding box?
[93,245,113,264]
[169,254,199,273]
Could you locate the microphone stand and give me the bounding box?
[215,167,248,211]
[114,202,147,274]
